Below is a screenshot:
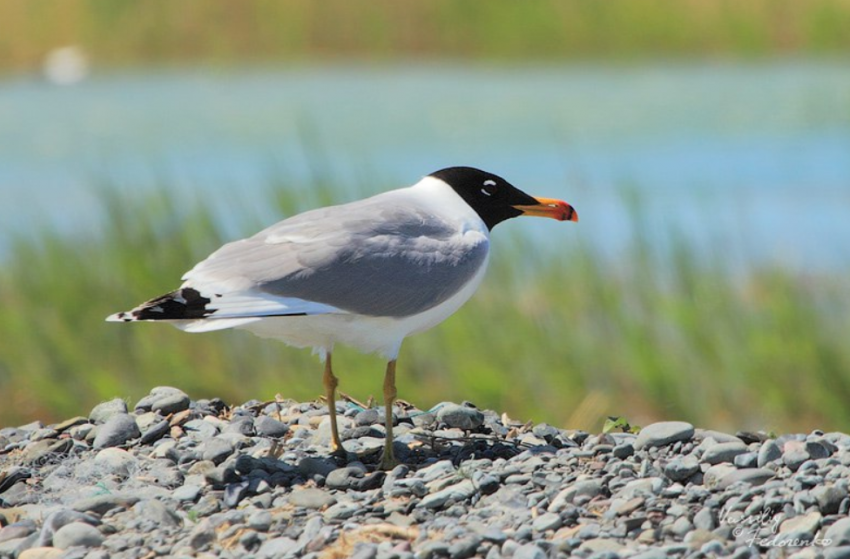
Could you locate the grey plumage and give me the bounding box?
[182,192,490,318]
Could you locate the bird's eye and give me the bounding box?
[481,179,497,196]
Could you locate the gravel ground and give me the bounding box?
[2,386,850,559]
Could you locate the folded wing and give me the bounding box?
[108,192,490,326]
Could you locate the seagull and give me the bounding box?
[107,167,577,469]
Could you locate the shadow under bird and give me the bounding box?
[107,166,578,469]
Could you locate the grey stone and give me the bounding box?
[289,488,336,509]
[826,518,850,546]
[757,439,782,467]
[254,415,289,438]
[72,495,139,515]
[629,551,668,559]
[436,403,485,430]
[93,447,137,476]
[148,459,184,488]
[695,429,744,444]
[323,501,361,521]
[134,499,181,528]
[419,479,477,509]
[512,543,547,559]
[417,459,455,482]
[202,437,234,464]
[139,419,170,444]
[669,516,693,538]
[191,495,220,517]
[248,510,273,532]
[30,428,58,442]
[449,535,484,559]
[21,439,73,465]
[0,521,37,545]
[612,443,634,459]
[173,484,202,502]
[188,519,216,550]
[532,512,562,532]
[805,440,831,459]
[618,477,665,499]
[715,468,775,489]
[702,441,749,465]
[350,543,379,559]
[224,416,255,436]
[354,409,380,426]
[92,413,140,449]
[297,515,325,548]
[664,457,700,482]
[734,451,758,468]
[784,448,811,471]
[419,541,451,558]
[326,466,365,490]
[411,412,436,428]
[579,538,625,553]
[134,411,160,432]
[532,423,560,440]
[135,386,190,415]
[89,399,128,424]
[693,507,717,531]
[53,417,88,433]
[257,536,298,558]
[812,483,848,514]
[825,547,850,559]
[634,421,694,449]
[779,511,821,538]
[53,522,104,549]
[297,457,338,478]
[183,419,219,439]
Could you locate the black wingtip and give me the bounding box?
[122,287,215,321]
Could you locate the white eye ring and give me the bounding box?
[481,179,496,196]
[480,188,492,196]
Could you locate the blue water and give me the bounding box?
[1,60,848,270]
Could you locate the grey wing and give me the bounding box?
[183,196,490,318]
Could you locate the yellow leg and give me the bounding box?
[322,352,344,455]
[380,359,399,470]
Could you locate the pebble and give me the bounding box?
[701,441,749,464]
[134,386,191,415]
[4,390,850,558]
[513,543,547,559]
[52,522,104,549]
[257,536,298,558]
[202,437,235,464]
[663,456,700,481]
[435,402,484,430]
[757,439,782,466]
[94,447,137,476]
[289,488,337,509]
[254,415,289,438]
[89,399,128,424]
[92,413,140,449]
[18,549,65,559]
[634,421,694,449]
[812,482,848,514]
[71,494,139,515]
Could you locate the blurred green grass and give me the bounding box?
[2,0,850,72]
[1,178,848,433]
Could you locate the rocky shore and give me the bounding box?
[2,386,850,559]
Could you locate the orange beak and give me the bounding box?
[513,196,578,222]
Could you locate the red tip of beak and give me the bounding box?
[514,197,578,222]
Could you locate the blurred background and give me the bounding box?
[1,0,849,433]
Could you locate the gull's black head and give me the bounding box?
[429,166,578,230]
